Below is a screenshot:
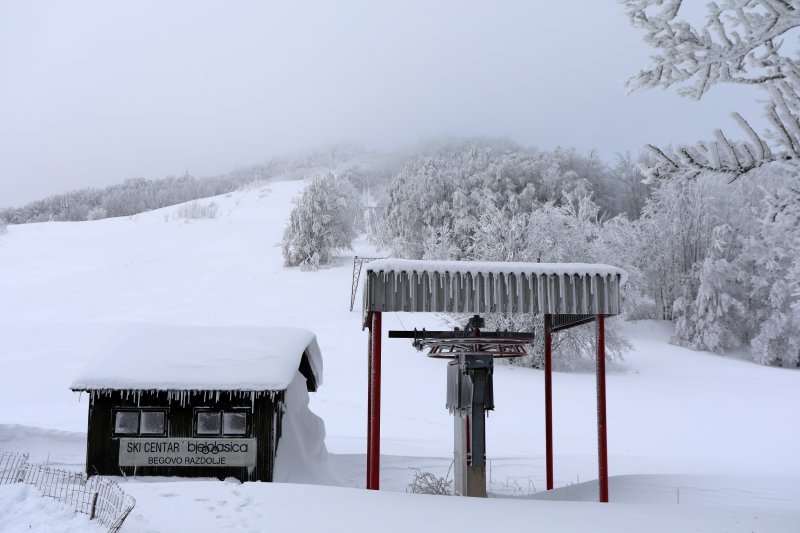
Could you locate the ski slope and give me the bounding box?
[0,179,798,532]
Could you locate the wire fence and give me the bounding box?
[0,452,135,533]
[0,451,27,484]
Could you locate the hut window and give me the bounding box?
[140,411,166,435]
[194,410,249,436]
[196,412,222,435]
[114,411,139,435]
[223,412,247,435]
[114,410,167,436]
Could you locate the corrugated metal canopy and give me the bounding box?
[363,259,626,317]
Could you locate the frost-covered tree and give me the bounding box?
[282,174,361,269]
[612,151,652,219]
[672,225,749,353]
[624,0,800,366]
[632,176,755,320]
[622,0,800,208]
[745,183,800,366]
[379,139,642,260]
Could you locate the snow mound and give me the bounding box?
[0,484,102,533]
[273,371,338,485]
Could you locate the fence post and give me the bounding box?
[90,492,99,520]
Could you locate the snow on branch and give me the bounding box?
[621,0,800,100]
[623,0,800,193]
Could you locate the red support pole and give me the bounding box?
[544,314,554,491]
[366,311,382,490]
[596,314,609,503]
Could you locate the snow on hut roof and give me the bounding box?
[366,259,628,285]
[70,324,323,392]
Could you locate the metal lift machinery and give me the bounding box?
[389,315,534,497]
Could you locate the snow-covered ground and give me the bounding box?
[0,179,798,532]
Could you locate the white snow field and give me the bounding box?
[0,179,798,532]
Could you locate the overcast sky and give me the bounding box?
[0,1,766,206]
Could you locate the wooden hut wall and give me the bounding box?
[85,390,283,482]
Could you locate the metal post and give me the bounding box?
[367,311,382,490]
[596,314,609,503]
[544,314,554,491]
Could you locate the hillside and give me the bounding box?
[0,179,798,532]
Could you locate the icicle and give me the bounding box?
[483,273,490,312]
[422,272,429,311]
[432,272,438,311]
[410,271,417,310]
[504,274,514,313]
[505,273,511,313]
[455,272,461,312]
[462,273,470,311]
[536,276,550,315]
[492,273,498,312]
[442,271,447,307]
[570,275,577,314]
[580,274,587,314]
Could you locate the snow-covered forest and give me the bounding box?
[1,2,797,369]
[0,144,368,224]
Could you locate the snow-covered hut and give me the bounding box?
[70,324,323,482]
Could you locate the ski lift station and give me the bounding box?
[69,257,626,501]
[70,325,322,483]
[361,258,626,501]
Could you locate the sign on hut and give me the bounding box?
[70,324,323,483]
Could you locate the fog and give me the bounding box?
[0,1,765,206]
